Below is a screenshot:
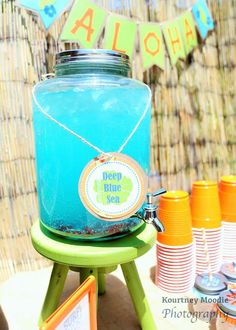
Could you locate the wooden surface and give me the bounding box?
[0,0,235,281]
[0,246,212,330]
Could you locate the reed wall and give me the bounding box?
[0,0,235,281]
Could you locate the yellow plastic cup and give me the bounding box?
[219,175,236,222]
[157,191,193,246]
[190,180,221,229]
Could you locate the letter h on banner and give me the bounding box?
[162,20,186,66]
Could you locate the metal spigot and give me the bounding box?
[134,188,166,232]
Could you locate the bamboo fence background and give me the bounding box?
[0,0,235,282]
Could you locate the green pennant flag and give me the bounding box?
[104,15,137,59]
[162,20,186,66]
[178,11,198,55]
[139,23,165,70]
[60,0,106,47]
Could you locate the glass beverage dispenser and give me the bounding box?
[32,49,157,240]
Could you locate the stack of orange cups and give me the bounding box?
[156,191,195,293]
[191,181,222,274]
[219,175,236,262]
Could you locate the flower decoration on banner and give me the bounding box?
[192,0,214,39]
[15,0,73,30]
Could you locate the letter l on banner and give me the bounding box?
[104,14,137,59]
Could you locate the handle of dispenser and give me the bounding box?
[152,188,167,197]
[147,188,166,204]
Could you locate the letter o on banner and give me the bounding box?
[144,32,160,56]
[139,23,165,70]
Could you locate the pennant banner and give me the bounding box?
[192,0,214,39]
[61,0,107,47]
[16,0,215,69]
[178,11,198,55]
[162,20,186,66]
[104,15,137,59]
[16,0,72,30]
[176,0,195,9]
[139,23,165,70]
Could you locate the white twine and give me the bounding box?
[32,80,151,157]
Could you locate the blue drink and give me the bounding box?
[33,50,151,240]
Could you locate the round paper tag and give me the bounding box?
[79,153,147,221]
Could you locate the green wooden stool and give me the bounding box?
[31,220,157,329]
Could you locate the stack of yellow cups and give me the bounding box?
[156,191,195,293]
[219,175,236,262]
[191,181,222,274]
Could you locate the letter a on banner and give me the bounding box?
[162,20,186,66]
[60,0,107,47]
[192,0,214,39]
[139,23,165,70]
[178,11,198,55]
[104,15,137,59]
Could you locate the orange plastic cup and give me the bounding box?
[219,175,236,222]
[158,209,192,235]
[159,190,190,211]
[190,180,221,229]
[157,191,193,246]
[157,233,193,246]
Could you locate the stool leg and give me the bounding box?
[98,272,106,295]
[121,261,157,330]
[79,268,98,298]
[97,266,117,295]
[39,263,69,326]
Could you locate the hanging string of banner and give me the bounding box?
[16,0,214,69]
